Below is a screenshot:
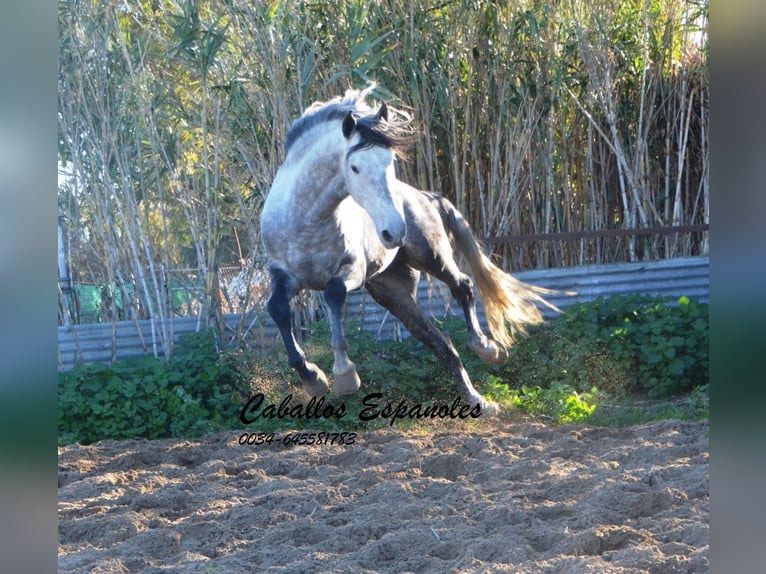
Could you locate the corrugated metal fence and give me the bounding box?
[58,255,709,371]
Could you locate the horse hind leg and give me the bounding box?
[266,266,329,397]
[440,270,509,366]
[401,192,508,366]
[366,261,500,416]
[404,236,508,365]
[323,277,361,396]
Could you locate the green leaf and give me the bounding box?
[668,359,685,376]
[669,336,685,348]
[664,347,676,359]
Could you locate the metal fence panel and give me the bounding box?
[58,256,709,371]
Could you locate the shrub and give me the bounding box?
[482,294,709,422]
[500,321,634,397]
[58,329,249,445]
[561,295,709,398]
[59,295,709,444]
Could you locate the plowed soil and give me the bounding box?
[58,419,708,573]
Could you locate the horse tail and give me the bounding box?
[435,195,560,350]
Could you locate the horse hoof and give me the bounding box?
[472,339,509,366]
[478,398,502,417]
[333,366,361,396]
[492,344,509,365]
[301,362,330,397]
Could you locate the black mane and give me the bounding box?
[284,104,350,154]
[346,114,412,158]
[284,93,412,157]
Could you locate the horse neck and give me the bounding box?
[283,127,348,220]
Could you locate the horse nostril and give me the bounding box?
[380,228,405,248]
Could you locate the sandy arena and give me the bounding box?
[59,418,708,573]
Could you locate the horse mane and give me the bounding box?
[284,85,413,158]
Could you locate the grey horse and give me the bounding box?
[260,86,555,415]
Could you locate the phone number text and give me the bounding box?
[238,431,357,447]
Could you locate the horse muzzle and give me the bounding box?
[379,220,407,249]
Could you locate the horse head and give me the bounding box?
[340,103,409,249]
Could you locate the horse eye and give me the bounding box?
[350,165,359,174]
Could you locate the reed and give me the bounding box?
[58,0,708,346]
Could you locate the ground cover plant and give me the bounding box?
[58,329,251,445]
[58,294,708,445]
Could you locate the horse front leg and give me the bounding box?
[324,276,361,396]
[267,266,329,397]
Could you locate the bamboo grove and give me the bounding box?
[58,0,708,342]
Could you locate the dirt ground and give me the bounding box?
[58,418,708,573]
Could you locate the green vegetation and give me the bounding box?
[560,294,709,397]
[58,330,250,445]
[57,1,710,442]
[484,294,709,424]
[59,295,708,445]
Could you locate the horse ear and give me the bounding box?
[377,102,388,122]
[342,112,356,138]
